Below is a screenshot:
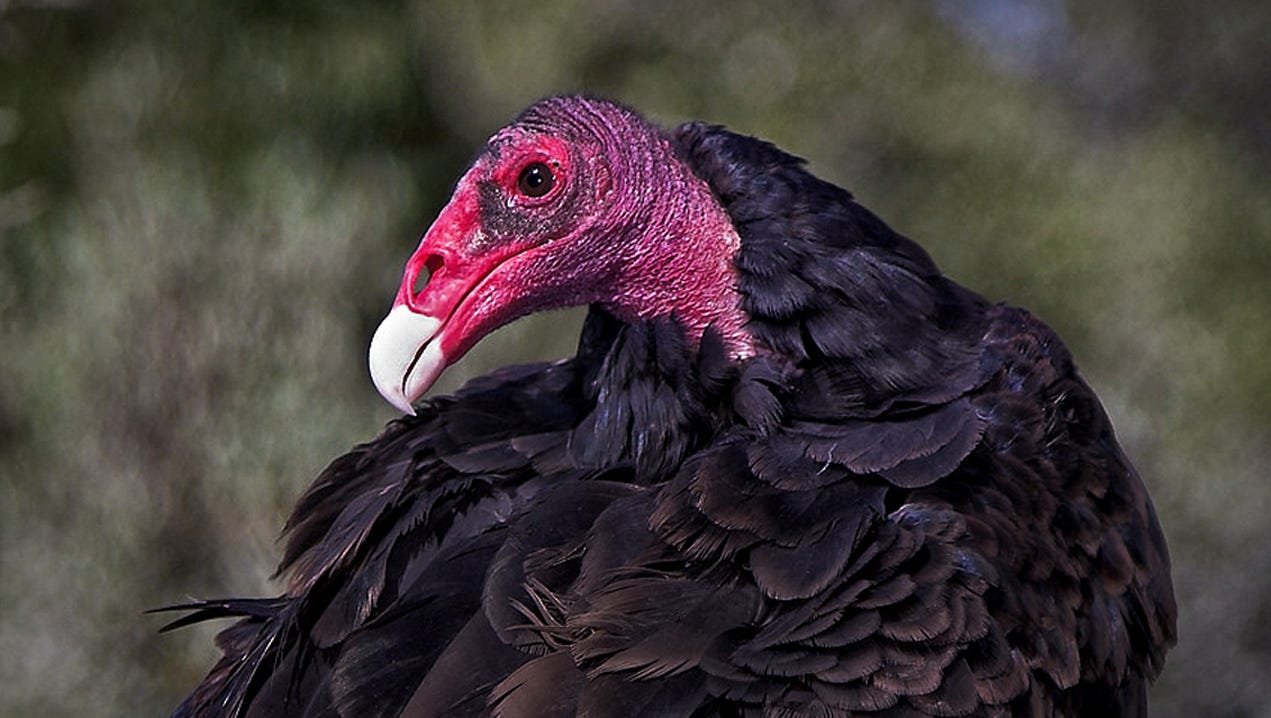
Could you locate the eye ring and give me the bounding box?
[516,161,556,198]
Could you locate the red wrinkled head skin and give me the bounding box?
[370,96,751,413]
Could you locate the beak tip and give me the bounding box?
[385,387,418,416]
[368,306,445,414]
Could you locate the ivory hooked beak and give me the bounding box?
[368,305,447,415]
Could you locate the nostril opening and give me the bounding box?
[413,254,445,298]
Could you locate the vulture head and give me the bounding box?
[369,97,753,414]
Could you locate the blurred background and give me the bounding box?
[1,0,1267,715]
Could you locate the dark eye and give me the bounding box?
[516,162,555,198]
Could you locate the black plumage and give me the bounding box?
[163,98,1175,717]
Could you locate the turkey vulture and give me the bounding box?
[163,96,1176,717]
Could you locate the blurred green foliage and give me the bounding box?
[1,1,1267,715]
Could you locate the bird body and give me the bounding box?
[167,97,1175,717]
